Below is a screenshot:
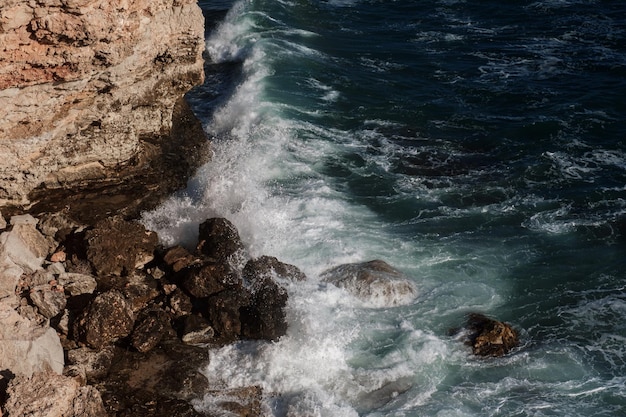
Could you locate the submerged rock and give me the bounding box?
[321,259,417,307]
[463,313,519,357]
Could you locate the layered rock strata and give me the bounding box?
[0,0,210,221]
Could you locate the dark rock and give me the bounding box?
[85,216,158,276]
[122,272,160,313]
[243,255,306,283]
[196,217,244,261]
[183,261,241,298]
[320,259,416,307]
[163,245,202,273]
[199,386,264,417]
[240,273,289,341]
[181,314,215,345]
[73,290,135,349]
[130,308,170,353]
[206,289,251,343]
[464,313,519,357]
[66,346,116,382]
[168,288,193,317]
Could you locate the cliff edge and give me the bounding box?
[0,0,209,221]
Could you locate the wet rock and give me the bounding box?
[243,255,307,283]
[85,217,158,276]
[240,273,289,341]
[464,313,519,357]
[0,302,64,376]
[196,217,244,261]
[197,386,264,417]
[183,261,241,298]
[130,308,170,353]
[181,314,215,345]
[206,289,251,343]
[73,290,135,349]
[2,370,105,417]
[321,259,417,307]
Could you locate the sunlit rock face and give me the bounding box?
[0,0,208,216]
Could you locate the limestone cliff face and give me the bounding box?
[0,0,209,216]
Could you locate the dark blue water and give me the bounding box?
[144,0,626,415]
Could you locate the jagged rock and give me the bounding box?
[0,302,64,376]
[2,370,106,417]
[0,218,50,304]
[130,308,170,353]
[206,289,251,343]
[196,218,245,261]
[0,211,6,229]
[163,245,202,273]
[29,284,67,319]
[168,288,193,317]
[122,272,160,313]
[85,216,158,276]
[240,267,289,341]
[0,0,207,214]
[181,314,215,345]
[197,386,264,417]
[321,260,417,307]
[66,346,116,382]
[73,290,135,349]
[57,272,97,297]
[243,255,307,283]
[183,261,241,298]
[464,313,520,357]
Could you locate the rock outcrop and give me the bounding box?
[0,0,210,221]
[460,313,520,357]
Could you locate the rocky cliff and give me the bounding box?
[0,0,209,220]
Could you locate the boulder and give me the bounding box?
[181,314,215,345]
[1,370,106,417]
[320,260,417,307]
[85,217,158,276]
[206,289,251,343]
[183,261,241,298]
[0,303,64,376]
[240,272,289,341]
[163,245,202,273]
[130,308,170,353]
[464,313,519,357]
[243,255,306,283]
[66,346,116,382]
[196,218,245,261]
[73,290,135,349]
[29,284,67,319]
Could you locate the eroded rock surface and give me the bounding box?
[463,313,520,357]
[0,0,209,221]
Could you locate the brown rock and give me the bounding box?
[240,273,289,342]
[29,284,67,318]
[85,217,158,276]
[121,272,160,313]
[206,289,251,343]
[2,370,106,417]
[196,218,245,261]
[168,288,193,317]
[66,346,116,382]
[181,314,215,345]
[243,255,306,283]
[163,245,202,272]
[183,261,241,298]
[130,308,170,353]
[464,313,520,357]
[73,290,135,349]
[199,386,264,417]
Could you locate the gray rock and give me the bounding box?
[321,259,417,307]
[57,272,97,296]
[0,303,64,376]
[29,285,67,318]
[2,370,106,417]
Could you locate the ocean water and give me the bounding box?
[142,0,626,415]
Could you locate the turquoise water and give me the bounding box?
[143,0,626,415]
